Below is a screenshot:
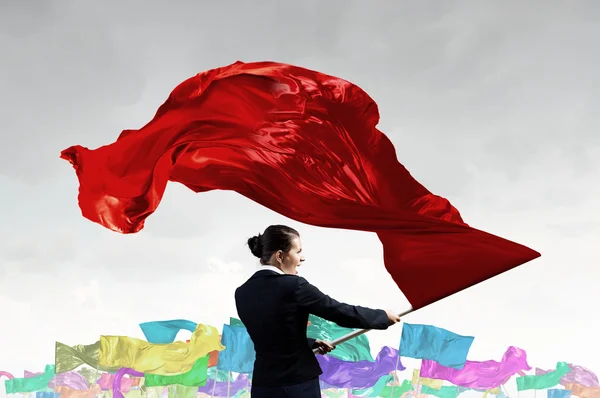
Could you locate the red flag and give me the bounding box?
[61,61,540,310]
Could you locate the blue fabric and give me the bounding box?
[217,324,256,373]
[139,319,198,344]
[399,323,474,369]
[36,393,59,398]
[547,389,572,398]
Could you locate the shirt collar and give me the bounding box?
[255,265,285,275]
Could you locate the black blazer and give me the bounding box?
[234,270,390,387]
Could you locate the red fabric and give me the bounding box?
[208,349,219,368]
[61,61,540,310]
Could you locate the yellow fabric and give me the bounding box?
[99,323,224,374]
[168,385,198,398]
[123,389,145,398]
[55,341,119,374]
[146,386,167,398]
[420,377,443,389]
[411,369,443,389]
[412,369,420,385]
[484,387,501,396]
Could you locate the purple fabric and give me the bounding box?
[51,371,89,390]
[98,372,137,391]
[420,346,531,390]
[536,363,599,388]
[197,372,249,397]
[112,368,144,398]
[317,346,404,389]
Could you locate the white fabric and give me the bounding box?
[255,265,285,275]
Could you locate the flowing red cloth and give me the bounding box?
[61,61,540,309]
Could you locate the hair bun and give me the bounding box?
[247,234,263,258]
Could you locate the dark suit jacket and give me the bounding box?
[234,270,389,387]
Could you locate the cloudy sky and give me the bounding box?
[1,0,599,395]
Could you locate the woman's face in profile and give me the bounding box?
[281,236,305,275]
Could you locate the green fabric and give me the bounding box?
[352,374,394,397]
[167,384,198,398]
[5,364,55,393]
[145,355,209,386]
[421,385,459,398]
[76,366,99,386]
[208,366,230,382]
[230,317,244,327]
[307,315,374,361]
[322,388,347,397]
[379,379,413,398]
[517,362,570,391]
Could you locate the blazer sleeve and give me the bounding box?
[294,277,389,330]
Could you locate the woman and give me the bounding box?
[235,225,401,398]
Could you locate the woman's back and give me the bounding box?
[236,225,399,397]
[235,269,321,386]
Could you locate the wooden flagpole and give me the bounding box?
[312,310,411,354]
[389,354,401,398]
[226,371,231,398]
[210,369,218,398]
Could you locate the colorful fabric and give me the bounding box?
[317,346,404,389]
[112,368,144,398]
[145,355,209,387]
[4,364,55,394]
[400,323,474,369]
[99,323,223,374]
[420,346,531,390]
[517,362,570,391]
[537,363,600,388]
[308,315,374,361]
[55,341,118,374]
[547,389,572,398]
[216,325,255,373]
[139,319,198,344]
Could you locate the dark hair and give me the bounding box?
[247,225,300,265]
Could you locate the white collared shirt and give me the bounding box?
[255,265,285,275]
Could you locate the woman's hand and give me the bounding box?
[313,340,335,355]
[385,309,401,325]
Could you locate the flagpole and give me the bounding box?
[210,369,218,398]
[226,371,231,398]
[389,355,401,398]
[312,310,411,354]
[414,363,422,398]
[94,367,99,398]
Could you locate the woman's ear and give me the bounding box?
[276,250,283,263]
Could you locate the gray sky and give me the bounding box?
[1,1,599,394]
